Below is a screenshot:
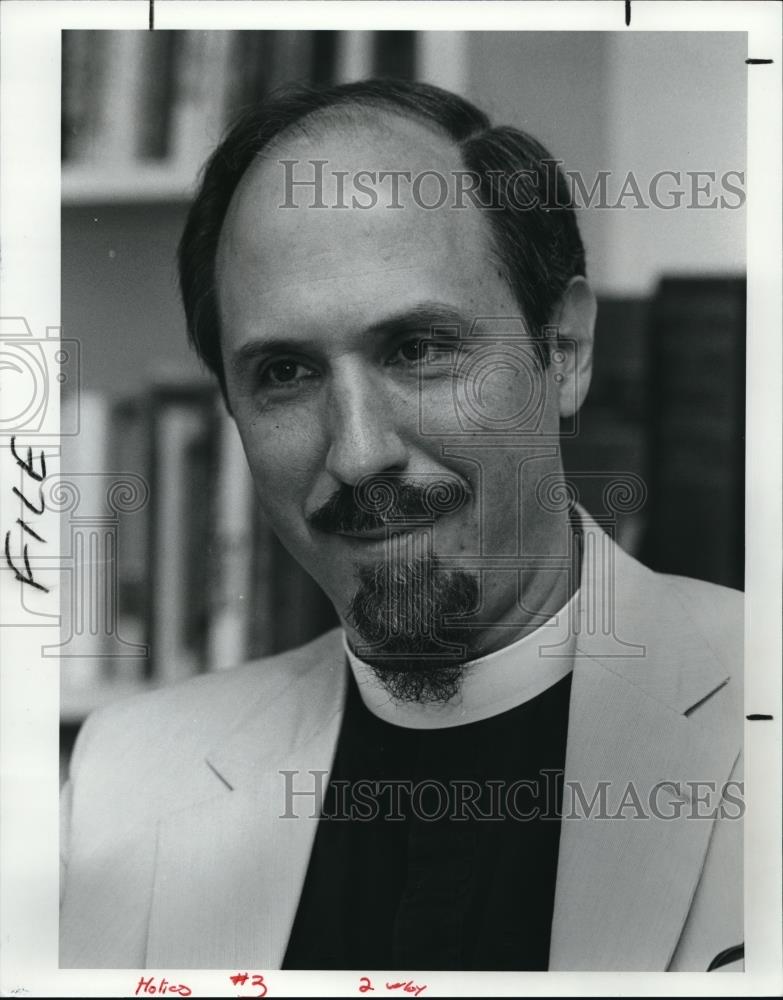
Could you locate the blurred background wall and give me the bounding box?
[60,30,747,770]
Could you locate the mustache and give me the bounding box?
[308,475,470,534]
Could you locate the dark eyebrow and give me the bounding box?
[364,301,465,338]
[229,300,466,378]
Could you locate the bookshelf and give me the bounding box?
[59,29,407,207]
[62,165,198,204]
[62,29,250,207]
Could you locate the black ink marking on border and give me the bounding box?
[149,0,154,30]
[625,0,631,27]
[746,713,773,720]
[745,58,773,64]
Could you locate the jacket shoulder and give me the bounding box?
[68,627,344,796]
[658,573,743,677]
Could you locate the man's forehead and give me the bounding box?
[277,108,463,176]
[217,110,491,271]
[246,109,466,204]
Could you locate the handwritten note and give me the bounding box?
[4,436,48,592]
[229,972,268,997]
[358,977,427,996]
[386,981,427,997]
[134,975,192,997]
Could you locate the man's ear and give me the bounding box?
[548,276,597,419]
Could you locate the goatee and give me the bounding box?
[346,554,479,705]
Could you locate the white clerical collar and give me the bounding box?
[343,589,579,730]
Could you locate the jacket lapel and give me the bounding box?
[549,512,739,970]
[145,640,348,969]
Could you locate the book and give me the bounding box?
[267,31,315,92]
[311,31,339,86]
[61,30,109,164]
[136,31,179,160]
[110,397,152,683]
[107,32,147,165]
[640,277,745,589]
[206,403,256,670]
[147,385,216,686]
[223,31,275,122]
[373,31,416,79]
[169,31,232,180]
[246,500,276,661]
[61,30,94,162]
[335,31,374,84]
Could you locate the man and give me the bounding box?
[60,79,743,972]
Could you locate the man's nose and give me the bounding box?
[324,370,409,486]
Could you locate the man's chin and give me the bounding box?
[345,555,479,705]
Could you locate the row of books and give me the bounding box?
[62,30,338,169]
[59,384,337,720]
[61,30,418,173]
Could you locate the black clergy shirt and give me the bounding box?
[282,665,573,971]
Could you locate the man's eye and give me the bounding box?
[261,359,311,386]
[396,339,428,363]
[392,339,457,373]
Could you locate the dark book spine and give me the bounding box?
[641,277,745,588]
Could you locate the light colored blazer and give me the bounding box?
[60,510,744,971]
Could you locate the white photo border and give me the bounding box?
[1,1,780,995]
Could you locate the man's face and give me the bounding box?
[216,113,573,664]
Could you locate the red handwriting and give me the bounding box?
[386,981,427,997]
[134,976,192,997]
[358,979,427,997]
[229,972,268,997]
[4,437,48,592]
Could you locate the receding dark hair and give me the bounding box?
[178,78,586,397]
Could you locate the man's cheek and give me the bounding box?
[243,421,314,475]
[252,474,302,530]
